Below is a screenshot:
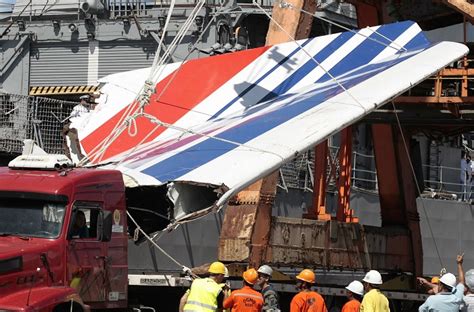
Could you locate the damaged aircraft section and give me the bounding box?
[125,182,226,239]
[71,21,468,237]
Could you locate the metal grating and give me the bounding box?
[0,93,77,155]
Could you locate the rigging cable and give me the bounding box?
[252,0,368,113]
[111,111,285,169]
[390,100,445,269]
[281,0,407,52]
[126,210,197,278]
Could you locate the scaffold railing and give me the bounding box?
[0,93,77,155]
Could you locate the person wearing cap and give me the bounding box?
[290,269,327,312]
[419,254,465,312]
[429,276,440,295]
[360,270,389,312]
[257,265,280,312]
[182,261,226,312]
[342,281,364,312]
[464,268,474,311]
[61,94,92,160]
[223,268,264,311]
[417,276,440,295]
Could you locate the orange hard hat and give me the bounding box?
[243,268,259,285]
[296,269,315,283]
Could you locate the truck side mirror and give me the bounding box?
[97,211,113,242]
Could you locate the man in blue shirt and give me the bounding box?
[419,255,465,312]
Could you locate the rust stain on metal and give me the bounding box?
[218,204,257,262]
[249,172,279,268]
[266,217,413,272]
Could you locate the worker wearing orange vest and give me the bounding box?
[342,281,364,312]
[290,269,327,312]
[223,268,264,312]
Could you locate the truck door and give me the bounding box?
[66,201,111,305]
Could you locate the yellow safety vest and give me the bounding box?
[183,278,222,312]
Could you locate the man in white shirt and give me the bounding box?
[467,156,474,202]
[62,95,91,160]
[419,255,465,312]
[461,153,469,201]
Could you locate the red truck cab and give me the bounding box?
[0,154,128,311]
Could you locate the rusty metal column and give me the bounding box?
[248,0,317,268]
[395,130,423,277]
[352,2,380,27]
[336,127,357,222]
[248,172,279,268]
[372,124,404,225]
[305,140,331,220]
[266,0,317,44]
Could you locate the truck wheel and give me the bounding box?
[53,301,84,312]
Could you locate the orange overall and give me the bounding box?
[342,299,360,312]
[290,291,327,312]
[223,285,264,312]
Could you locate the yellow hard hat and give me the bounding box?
[296,269,315,283]
[431,276,440,284]
[209,261,226,275]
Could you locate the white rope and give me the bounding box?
[84,2,204,162]
[252,0,368,113]
[148,0,176,78]
[113,122,161,168]
[84,12,226,166]
[280,0,407,52]
[105,111,285,168]
[126,210,196,277]
[139,112,285,160]
[149,0,206,81]
[82,0,207,165]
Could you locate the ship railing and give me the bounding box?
[278,150,473,202]
[352,151,378,192]
[422,164,473,202]
[109,0,148,18]
[278,148,379,193]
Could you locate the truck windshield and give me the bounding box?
[0,198,66,239]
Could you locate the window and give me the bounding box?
[69,202,102,240]
[0,197,66,239]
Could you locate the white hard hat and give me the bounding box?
[362,270,383,285]
[257,265,273,277]
[440,273,457,289]
[346,280,364,295]
[466,269,474,291]
[224,267,229,278]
